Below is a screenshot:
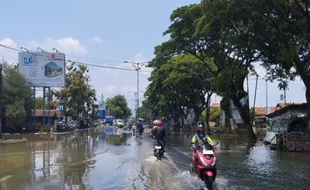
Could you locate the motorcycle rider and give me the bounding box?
[152,120,166,154]
[191,121,214,170]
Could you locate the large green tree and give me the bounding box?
[105,95,131,119]
[2,63,33,132]
[53,62,96,120]
[151,1,268,138]
[146,54,214,130]
[242,0,310,130]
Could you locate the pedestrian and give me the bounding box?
[137,119,144,138]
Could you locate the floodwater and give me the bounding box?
[0,127,309,190]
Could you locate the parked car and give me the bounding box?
[113,119,124,128]
[56,121,68,132]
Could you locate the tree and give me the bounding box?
[5,100,26,131]
[105,95,131,119]
[35,97,57,109]
[146,54,214,131]
[152,1,268,138]
[209,108,221,122]
[2,63,32,131]
[243,0,310,129]
[139,100,153,120]
[53,62,96,120]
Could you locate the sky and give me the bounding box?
[0,0,306,111]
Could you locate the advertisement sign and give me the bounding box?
[18,52,65,87]
[58,104,64,112]
[99,101,105,110]
[98,109,105,118]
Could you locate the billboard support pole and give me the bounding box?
[33,87,36,132]
[47,87,51,130]
[0,64,2,139]
[43,87,51,131]
[43,87,46,131]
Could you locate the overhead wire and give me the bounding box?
[0,43,152,73]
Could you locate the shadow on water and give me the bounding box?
[166,132,310,190]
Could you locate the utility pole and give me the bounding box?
[252,75,258,126]
[266,79,268,115]
[124,60,149,120]
[0,64,2,139]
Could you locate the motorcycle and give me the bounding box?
[189,142,219,189]
[153,140,165,161]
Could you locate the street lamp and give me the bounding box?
[124,60,149,120]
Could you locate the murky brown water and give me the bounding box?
[0,127,310,190]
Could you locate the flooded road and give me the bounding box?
[0,127,310,190]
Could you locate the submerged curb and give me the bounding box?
[0,138,28,144]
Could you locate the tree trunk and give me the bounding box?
[205,107,211,134]
[306,86,310,134]
[194,108,201,123]
[221,98,232,130]
[232,98,256,139]
[205,93,212,134]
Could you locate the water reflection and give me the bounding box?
[166,133,310,190]
[0,130,101,190]
[1,129,310,190]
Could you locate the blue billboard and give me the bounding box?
[98,109,105,118]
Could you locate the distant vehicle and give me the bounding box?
[113,119,124,128]
[105,116,115,125]
[56,121,68,132]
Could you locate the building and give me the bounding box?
[266,103,308,134]
[33,109,65,128]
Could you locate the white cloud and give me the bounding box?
[89,52,152,110]
[0,38,19,63]
[28,37,87,54]
[0,37,88,63]
[0,38,17,47]
[92,36,103,44]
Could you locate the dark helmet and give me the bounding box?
[196,121,205,128]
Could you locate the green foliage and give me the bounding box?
[35,97,57,109]
[5,100,27,130]
[2,63,32,130]
[210,108,221,122]
[145,54,214,120]
[243,0,310,94]
[138,99,152,120]
[105,95,131,119]
[53,62,96,120]
[152,1,267,129]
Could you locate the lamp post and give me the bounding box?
[124,60,149,120]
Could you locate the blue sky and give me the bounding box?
[0,0,306,111]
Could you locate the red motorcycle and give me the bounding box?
[189,142,219,189]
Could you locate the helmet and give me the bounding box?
[156,120,163,126]
[196,121,205,128]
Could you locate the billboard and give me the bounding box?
[98,110,105,118]
[18,51,65,87]
[98,100,105,118]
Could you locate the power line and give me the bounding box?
[0,43,152,73]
